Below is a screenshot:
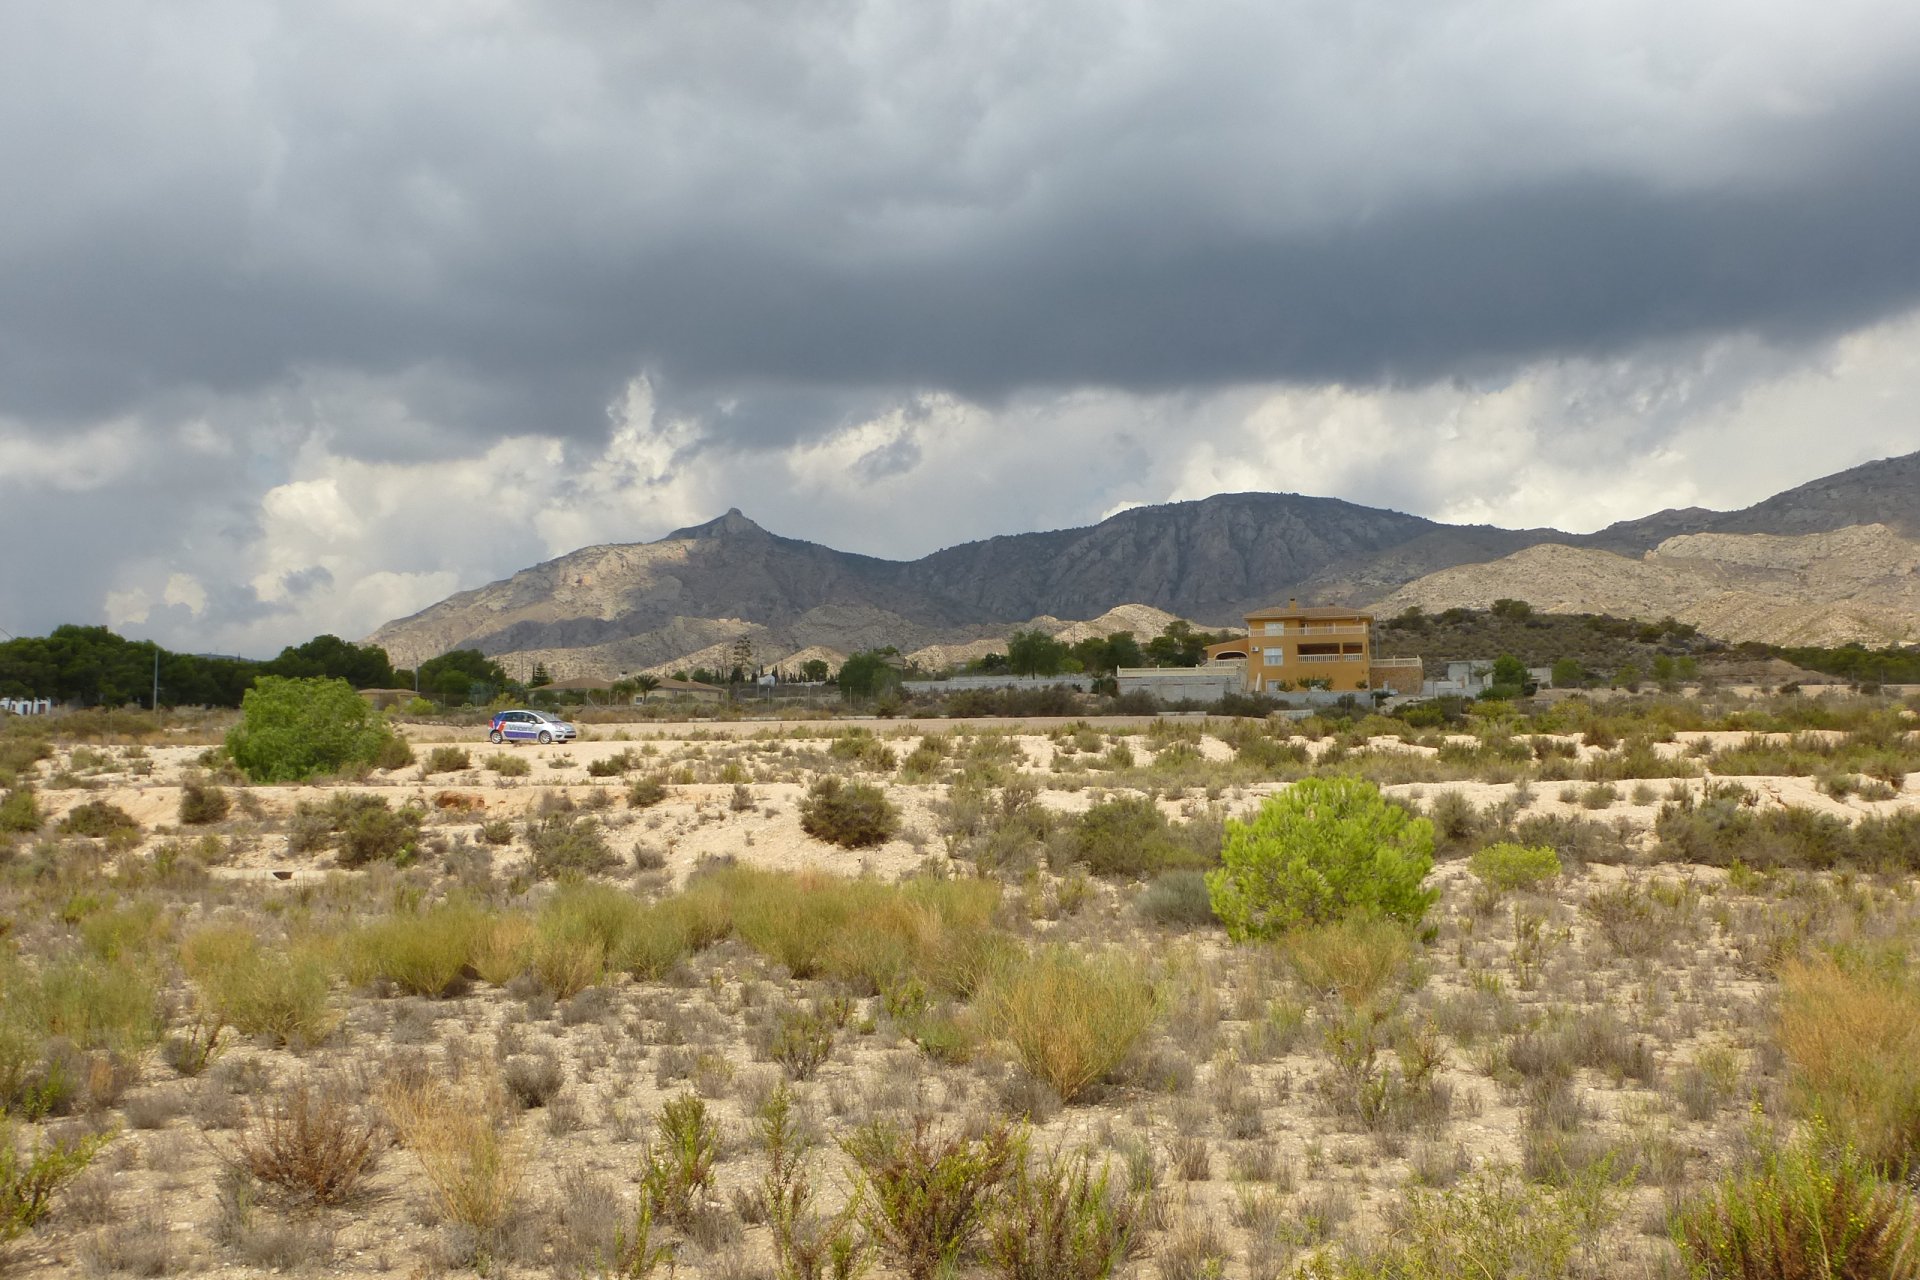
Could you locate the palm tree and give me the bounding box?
[632,674,662,703]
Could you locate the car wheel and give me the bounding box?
[489,730,503,744]
[538,731,552,744]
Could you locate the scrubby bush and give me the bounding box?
[484,752,530,778]
[0,786,42,834]
[842,1115,1021,1280]
[2,1119,116,1243]
[799,776,901,848]
[234,1078,382,1207]
[987,1148,1147,1280]
[1136,870,1216,927]
[178,776,231,825]
[58,800,142,848]
[586,749,639,778]
[1674,1127,1919,1280]
[226,676,403,783]
[626,775,668,808]
[1468,842,1561,895]
[1066,796,1209,877]
[421,746,471,775]
[288,793,421,866]
[181,926,338,1049]
[524,812,617,878]
[1283,917,1417,1008]
[1207,777,1437,940]
[349,902,485,997]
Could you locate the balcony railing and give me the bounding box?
[1294,653,1366,663]
[1300,624,1368,634]
[1370,657,1423,668]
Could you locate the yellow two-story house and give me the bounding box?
[1203,599,1408,693]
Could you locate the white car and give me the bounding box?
[488,709,578,744]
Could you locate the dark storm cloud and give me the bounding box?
[5,1,1920,454]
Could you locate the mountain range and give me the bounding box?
[366,450,1920,677]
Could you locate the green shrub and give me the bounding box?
[1067,796,1206,877]
[1296,1167,1607,1280]
[1673,1127,1919,1280]
[981,947,1158,1104]
[640,1094,719,1227]
[178,776,231,825]
[524,812,617,878]
[484,753,530,778]
[768,1006,837,1081]
[986,1148,1147,1280]
[371,732,415,771]
[1135,870,1216,928]
[421,746,471,775]
[286,792,421,865]
[799,776,900,848]
[586,749,639,778]
[627,776,668,808]
[1468,842,1561,895]
[0,786,42,834]
[2,1119,116,1243]
[829,730,898,772]
[1206,777,1437,940]
[58,800,142,848]
[842,1115,1021,1280]
[226,676,403,783]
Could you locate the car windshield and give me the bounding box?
[531,711,562,723]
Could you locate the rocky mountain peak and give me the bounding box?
[666,508,768,541]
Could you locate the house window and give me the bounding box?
[1262,648,1284,661]
[1263,622,1287,635]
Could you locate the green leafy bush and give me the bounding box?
[2,1119,116,1243]
[226,676,403,783]
[627,776,668,809]
[1206,777,1437,939]
[799,776,901,848]
[1468,842,1561,894]
[1066,796,1208,877]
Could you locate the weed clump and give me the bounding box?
[981,947,1158,1103]
[233,1078,381,1206]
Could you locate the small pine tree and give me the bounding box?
[1206,777,1437,940]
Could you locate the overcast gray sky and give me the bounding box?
[3,0,1918,654]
